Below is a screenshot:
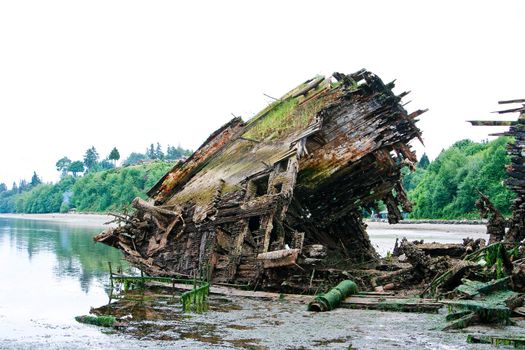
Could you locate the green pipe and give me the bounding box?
[308,280,358,312]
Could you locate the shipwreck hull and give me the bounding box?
[95,69,424,291]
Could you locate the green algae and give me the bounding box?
[467,335,525,348]
[75,315,116,327]
[443,278,519,330]
[181,282,210,313]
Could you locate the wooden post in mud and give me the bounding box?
[108,261,114,301]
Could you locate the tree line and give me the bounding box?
[0,142,192,213]
[405,137,514,219]
[0,138,515,218]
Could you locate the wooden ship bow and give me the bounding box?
[95,69,425,291]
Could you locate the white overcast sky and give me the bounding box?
[0,1,524,187]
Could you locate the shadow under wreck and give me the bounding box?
[95,69,425,292]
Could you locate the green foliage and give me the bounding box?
[0,162,173,214]
[69,161,85,176]
[83,146,99,171]
[30,171,41,187]
[122,152,147,166]
[1,140,192,213]
[56,157,72,176]
[12,176,76,213]
[166,145,191,160]
[155,142,164,160]
[417,153,430,169]
[59,201,70,213]
[70,162,174,212]
[96,159,115,171]
[146,143,157,159]
[108,147,120,162]
[408,137,514,219]
[125,144,191,165]
[0,189,16,213]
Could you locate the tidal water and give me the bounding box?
[0,217,521,349]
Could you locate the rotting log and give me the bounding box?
[95,69,425,291]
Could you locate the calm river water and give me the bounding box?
[0,216,521,349]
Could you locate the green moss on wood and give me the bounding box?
[244,97,321,141]
[181,282,210,313]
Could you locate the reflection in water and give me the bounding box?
[0,217,138,348]
[0,218,129,293]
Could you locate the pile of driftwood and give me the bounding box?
[97,198,186,275]
[365,236,524,329]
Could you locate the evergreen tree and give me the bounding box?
[155,142,164,160]
[83,146,99,171]
[166,145,179,160]
[69,161,85,176]
[0,183,6,193]
[165,144,192,160]
[146,143,156,159]
[30,171,42,187]
[18,179,29,192]
[418,153,430,169]
[12,182,18,193]
[108,147,120,165]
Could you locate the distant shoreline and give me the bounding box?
[0,213,488,227]
[366,219,487,225]
[0,213,113,227]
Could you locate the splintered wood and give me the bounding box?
[95,69,424,292]
[469,100,525,245]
